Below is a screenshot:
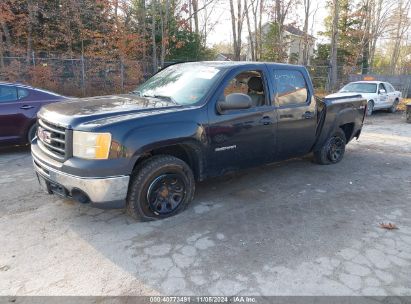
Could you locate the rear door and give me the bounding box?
[269,68,317,160]
[0,85,42,144]
[0,85,22,143]
[385,82,396,105]
[377,83,389,108]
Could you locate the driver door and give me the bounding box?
[206,66,277,176]
[377,83,389,108]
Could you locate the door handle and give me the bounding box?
[302,111,314,119]
[20,105,34,110]
[260,116,272,125]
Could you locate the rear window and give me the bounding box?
[18,88,29,99]
[273,70,308,106]
[0,85,18,103]
[386,83,395,92]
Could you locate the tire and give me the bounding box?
[313,129,346,165]
[366,100,374,116]
[126,155,195,221]
[27,124,37,144]
[388,99,399,113]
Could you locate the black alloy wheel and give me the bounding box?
[147,173,186,215]
[328,136,345,163]
[126,155,195,221]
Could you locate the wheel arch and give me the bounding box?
[25,119,38,144]
[132,143,205,181]
[339,122,354,143]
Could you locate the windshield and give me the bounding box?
[340,83,377,93]
[134,63,224,105]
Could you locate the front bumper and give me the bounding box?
[32,148,129,208]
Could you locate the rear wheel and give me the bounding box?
[27,124,37,144]
[388,99,399,113]
[366,100,374,116]
[313,129,346,165]
[126,155,195,221]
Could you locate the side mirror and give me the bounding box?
[379,89,386,94]
[217,93,252,112]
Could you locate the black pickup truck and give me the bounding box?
[31,62,367,220]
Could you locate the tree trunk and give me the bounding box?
[192,0,199,36]
[300,0,310,65]
[26,0,35,64]
[361,0,371,74]
[140,0,147,62]
[329,0,339,91]
[0,35,4,69]
[0,19,11,54]
[250,0,259,60]
[151,1,157,73]
[235,0,243,60]
[258,0,263,60]
[189,0,193,32]
[389,0,411,74]
[160,1,164,67]
[245,0,255,61]
[229,0,238,59]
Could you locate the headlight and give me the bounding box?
[73,131,112,159]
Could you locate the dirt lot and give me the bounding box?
[0,111,410,296]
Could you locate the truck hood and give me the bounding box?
[326,92,375,100]
[38,94,181,129]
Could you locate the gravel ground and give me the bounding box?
[0,110,410,296]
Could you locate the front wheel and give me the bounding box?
[313,129,346,165]
[126,155,195,221]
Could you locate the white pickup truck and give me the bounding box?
[326,81,402,116]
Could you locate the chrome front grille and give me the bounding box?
[37,119,67,160]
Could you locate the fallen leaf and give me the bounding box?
[379,222,399,230]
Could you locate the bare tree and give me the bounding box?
[299,0,311,65]
[355,0,394,73]
[273,0,293,47]
[245,0,263,60]
[229,0,245,60]
[388,0,411,74]
[368,0,393,68]
[160,0,170,67]
[151,0,157,73]
[244,0,255,60]
[258,0,263,59]
[329,0,339,91]
[200,0,221,45]
[192,0,199,35]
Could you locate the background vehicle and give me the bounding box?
[0,82,67,146]
[31,62,367,221]
[326,81,402,116]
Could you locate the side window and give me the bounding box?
[17,88,29,100]
[221,70,266,107]
[0,85,18,103]
[273,70,308,106]
[386,83,394,92]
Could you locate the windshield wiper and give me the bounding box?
[143,94,178,104]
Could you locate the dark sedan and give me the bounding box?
[0,82,67,146]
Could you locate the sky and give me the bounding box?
[202,0,329,47]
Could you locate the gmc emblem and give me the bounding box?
[38,126,52,144]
